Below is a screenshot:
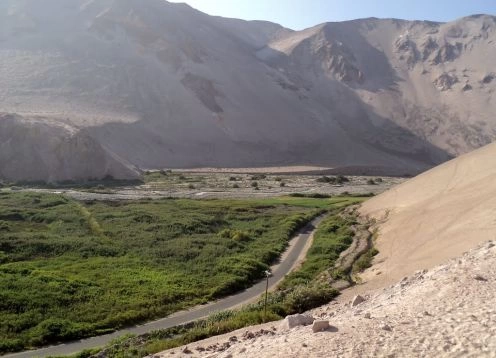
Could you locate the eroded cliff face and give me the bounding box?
[0,113,139,182]
[0,0,494,181]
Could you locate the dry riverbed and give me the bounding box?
[7,171,406,201]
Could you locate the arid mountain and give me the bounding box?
[0,0,495,182]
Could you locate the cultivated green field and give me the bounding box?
[0,191,362,353]
[76,203,365,358]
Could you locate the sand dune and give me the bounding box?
[356,140,496,292]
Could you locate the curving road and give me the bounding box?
[4,216,325,358]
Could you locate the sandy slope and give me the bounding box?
[354,141,496,294]
[153,241,496,357]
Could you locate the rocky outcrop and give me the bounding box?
[0,113,140,183]
[434,73,459,91]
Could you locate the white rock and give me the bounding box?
[312,320,330,332]
[351,295,366,307]
[280,314,315,330]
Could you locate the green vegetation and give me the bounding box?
[316,175,350,184]
[352,247,379,273]
[250,174,266,181]
[0,192,366,353]
[84,204,367,357]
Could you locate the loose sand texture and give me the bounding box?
[352,141,496,297]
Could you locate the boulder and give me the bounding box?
[312,320,330,332]
[280,314,315,330]
[351,295,366,307]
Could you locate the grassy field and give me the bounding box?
[0,191,363,353]
[67,202,367,358]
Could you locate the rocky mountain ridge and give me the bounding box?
[0,0,494,181]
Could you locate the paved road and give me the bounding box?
[5,216,324,358]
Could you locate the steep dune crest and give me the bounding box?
[359,141,496,289]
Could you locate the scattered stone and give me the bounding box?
[302,343,308,347]
[381,324,392,331]
[229,336,238,342]
[242,331,255,340]
[182,347,192,354]
[482,73,495,84]
[351,295,366,307]
[280,314,315,330]
[364,312,372,319]
[474,274,488,281]
[239,347,246,353]
[312,320,330,332]
[195,346,205,352]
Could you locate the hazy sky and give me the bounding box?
[168,0,496,30]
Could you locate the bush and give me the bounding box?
[251,181,258,188]
[188,184,195,189]
[279,182,286,187]
[284,284,338,313]
[274,177,282,182]
[0,221,11,232]
[229,176,237,181]
[353,248,379,273]
[366,179,376,185]
[232,183,239,189]
[316,176,349,184]
[375,177,383,183]
[250,174,266,181]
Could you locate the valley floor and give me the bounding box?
[153,241,496,357]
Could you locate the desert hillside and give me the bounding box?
[153,241,496,357]
[1,0,495,181]
[357,140,496,292]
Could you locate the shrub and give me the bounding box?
[274,177,282,182]
[375,177,383,183]
[232,183,239,189]
[353,248,379,273]
[228,176,237,181]
[188,184,195,189]
[316,175,349,184]
[0,221,11,232]
[279,182,286,187]
[316,176,331,183]
[366,179,376,185]
[218,229,251,242]
[284,284,338,313]
[251,181,258,188]
[336,175,350,183]
[250,174,266,181]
